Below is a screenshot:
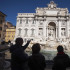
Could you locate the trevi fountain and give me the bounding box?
[13,1,70,60]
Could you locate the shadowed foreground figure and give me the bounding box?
[28,43,46,70]
[52,45,70,70]
[10,38,30,70]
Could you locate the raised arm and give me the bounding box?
[22,40,31,50]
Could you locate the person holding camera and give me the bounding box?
[10,38,31,70]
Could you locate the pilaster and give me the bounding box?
[46,26,48,38]
[56,27,58,38]
[66,20,69,37]
[43,22,46,37]
[58,20,61,38]
[35,20,39,37]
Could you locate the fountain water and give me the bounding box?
[26,40,70,60]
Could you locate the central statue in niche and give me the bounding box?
[48,22,56,40]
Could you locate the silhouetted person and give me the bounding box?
[8,40,11,44]
[1,41,5,45]
[28,43,46,70]
[10,38,31,70]
[52,45,70,70]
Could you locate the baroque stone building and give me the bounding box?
[5,26,15,42]
[15,1,70,44]
[0,11,6,43]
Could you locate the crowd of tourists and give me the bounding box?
[10,37,70,70]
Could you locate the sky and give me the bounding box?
[0,0,70,26]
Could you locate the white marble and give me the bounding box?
[14,1,70,47]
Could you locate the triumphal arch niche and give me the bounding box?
[48,22,56,40]
[15,1,70,49]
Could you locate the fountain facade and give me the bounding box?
[14,1,70,51]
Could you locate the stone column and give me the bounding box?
[56,27,58,38]
[28,29,30,37]
[42,25,46,41]
[58,20,61,39]
[66,20,69,37]
[43,24,46,37]
[46,26,48,38]
[35,20,38,37]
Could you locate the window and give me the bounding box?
[39,21,43,25]
[62,21,66,26]
[18,28,22,36]
[20,18,22,24]
[26,18,28,24]
[31,29,34,36]
[38,28,43,36]
[62,23,65,25]
[32,20,34,24]
[23,19,25,22]
[40,23,43,25]
[25,28,28,36]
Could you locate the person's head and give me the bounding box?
[57,45,64,52]
[15,38,23,46]
[32,43,40,54]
